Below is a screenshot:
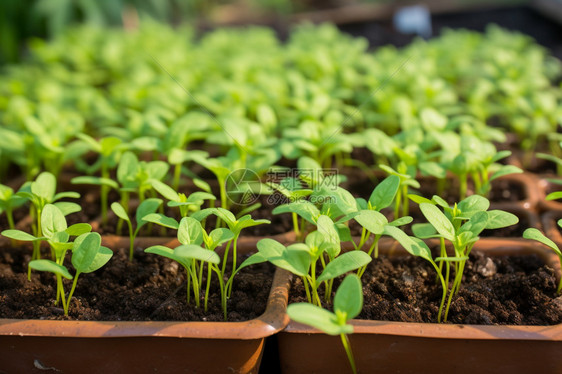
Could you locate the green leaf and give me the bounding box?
[523,228,561,255]
[459,211,488,237]
[178,217,203,245]
[53,191,80,201]
[142,213,179,229]
[546,191,562,201]
[388,216,413,227]
[485,210,519,230]
[236,252,267,272]
[111,202,130,222]
[41,204,67,238]
[317,215,340,248]
[369,175,399,210]
[411,223,439,239]
[31,172,56,201]
[317,251,371,283]
[207,228,234,248]
[29,259,72,279]
[354,210,387,235]
[489,165,523,182]
[408,194,433,205]
[72,233,112,273]
[71,176,119,190]
[419,203,455,242]
[1,230,41,241]
[145,245,190,268]
[457,195,490,216]
[287,303,347,335]
[383,226,433,262]
[136,198,162,227]
[334,274,363,320]
[54,202,81,216]
[174,244,220,264]
[65,223,92,236]
[273,201,320,224]
[151,180,180,201]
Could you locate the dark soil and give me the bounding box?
[0,243,273,322]
[289,250,562,325]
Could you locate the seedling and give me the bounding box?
[410,194,518,321]
[150,179,216,218]
[15,172,80,272]
[523,225,562,293]
[29,232,113,316]
[379,162,420,218]
[0,183,28,231]
[256,216,371,307]
[2,204,92,299]
[72,134,126,224]
[288,274,363,374]
[110,198,162,261]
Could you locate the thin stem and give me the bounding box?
[221,240,233,278]
[57,275,67,313]
[292,212,300,239]
[340,333,357,374]
[401,184,409,217]
[204,264,212,312]
[65,273,80,316]
[302,276,312,303]
[227,234,240,298]
[128,221,134,261]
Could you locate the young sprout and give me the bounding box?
[266,177,313,239]
[29,232,113,316]
[110,198,162,261]
[0,183,28,231]
[72,134,126,224]
[145,243,221,312]
[523,225,562,294]
[256,217,371,307]
[379,162,419,219]
[14,172,81,275]
[3,204,92,304]
[410,194,518,321]
[288,274,363,374]
[150,179,216,218]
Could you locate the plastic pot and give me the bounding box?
[0,240,291,373]
[278,239,562,374]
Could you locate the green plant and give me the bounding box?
[523,225,562,294]
[410,194,518,321]
[110,198,162,261]
[29,232,112,316]
[287,274,363,374]
[2,204,92,302]
[150,179,216,218]
[379,162,420,219]
[0,183,28,231]
[256,215,371,307]
[72,134,127,225]
[145,214,263,319]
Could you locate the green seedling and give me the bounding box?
[288,274,363,374]
[523,226,562,293]
[379,162,420,219]
[0,183,28,231]
[150,179,216,218]
[15,172,81,272]
[110,198,162,261]
[353,175,412,265]
[72,134,126,224]
[266,177,313,239]
[29,232,112,316]
[2,204,92,299]
[410,194,518,321]
[256,218,371,307]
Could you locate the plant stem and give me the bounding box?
[340,333,357,374]
[401,184,409,217]
[65,273,80,316]
[127,221,134,261]
[57,274,67,313]
[173,163,182,191]
[204,264,212,312]
[292,212,300,239]
[227,234,240,298]
[221,240,232,278]
[302,276,312,303]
